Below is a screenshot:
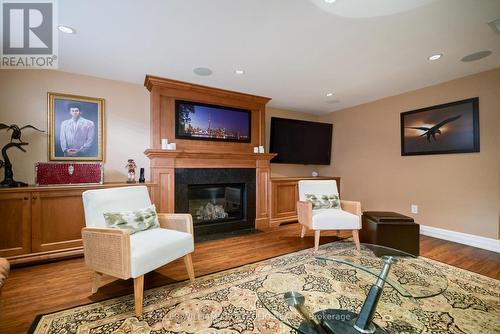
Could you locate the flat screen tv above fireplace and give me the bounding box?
[175,100,251,143]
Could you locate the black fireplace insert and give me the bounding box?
[175,168,256,239]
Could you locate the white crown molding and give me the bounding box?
[420,225,500,253]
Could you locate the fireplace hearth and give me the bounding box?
[175,168,256,239]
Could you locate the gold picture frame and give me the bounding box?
[48,93,105,161]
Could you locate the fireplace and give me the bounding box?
[188,183,244,223]
[175,168,256,239]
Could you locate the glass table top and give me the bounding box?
[316,243,448,299]
[258,243,448,334]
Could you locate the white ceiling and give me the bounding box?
[58,0,500,115]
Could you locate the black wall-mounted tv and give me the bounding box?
[270,117,332,165]
[175,100,251,143]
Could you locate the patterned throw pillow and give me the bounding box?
[304,194,341,210]
[103,204,160,234]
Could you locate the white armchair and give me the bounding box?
[82,186,195,316]
[297,180,361,251]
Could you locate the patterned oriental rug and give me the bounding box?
[30,241,500,334]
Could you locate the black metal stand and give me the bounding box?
[297,309,387,334]
[287,256,396,334]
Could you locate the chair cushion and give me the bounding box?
[298,180,339,202]
[305,193,341,209]
[82,186,152,228]
[312,209,361,230]
[104,204,160,234]
[130,228,194,278]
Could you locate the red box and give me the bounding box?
[35,162,103,185]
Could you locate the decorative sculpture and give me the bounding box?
[138,167,145,183]
[0,123,44,187]
[125,159,137,183]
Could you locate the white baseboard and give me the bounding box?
[420,225,500,253]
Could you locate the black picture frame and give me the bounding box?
[401,97,479,156]
[175,100,252,143]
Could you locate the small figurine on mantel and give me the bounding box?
[125,159,137,183]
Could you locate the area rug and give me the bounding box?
[30,241,500,334]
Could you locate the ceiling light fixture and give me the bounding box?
[428,54,442,61]
[326,92,333,97]
[326,99,340,104]
[58,25,75,34]
[234,69,245,75]
[324,0,337,3]
[461,50,492,62]
[193,67,213,76]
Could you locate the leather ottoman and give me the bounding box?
[360,211,420,256]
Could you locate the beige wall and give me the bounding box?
[266,107,330,177]
[318,68,500,239]
[0,70,150,184]
[0,71,324,185]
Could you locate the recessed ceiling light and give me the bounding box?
[461,50,492,62]
[193,67,213,76]
[428,54,442,61]
[58,25,75,34]
[234,69,245,75]
[326,92,334,97]
[324,0,337,3]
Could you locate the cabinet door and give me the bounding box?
[31,190,86,252]
[271,181,298,220]
[0,192,31,257]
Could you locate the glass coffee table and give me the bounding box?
[258,243,448,334]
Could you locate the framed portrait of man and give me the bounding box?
[48,93,105,161]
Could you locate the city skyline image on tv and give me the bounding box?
[175,100,251,142]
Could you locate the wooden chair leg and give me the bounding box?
[352,229,361,251]
[134,275,144,317]
[314,230,321,251]
[300,225,307,238]
[91,271,102,294]
[183,254,195,282]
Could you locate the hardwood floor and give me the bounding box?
[0,223,498,334]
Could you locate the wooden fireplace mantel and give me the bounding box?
[144,75,274,229]
[144,149,276,167]
[145,149,276,230]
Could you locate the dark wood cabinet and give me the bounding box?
[269,177,340,227]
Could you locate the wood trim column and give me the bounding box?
[256,160,271,230]
[149,155,175,213]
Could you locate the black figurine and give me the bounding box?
[139,168,145,183]
[0,123,44,187]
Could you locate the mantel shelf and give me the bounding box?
[144,149,277,161]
